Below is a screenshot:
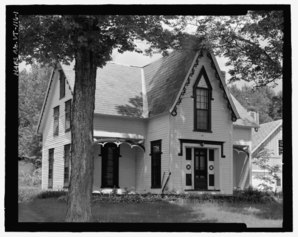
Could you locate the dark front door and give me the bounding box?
[101,143,119,188]
[194,148,207,190]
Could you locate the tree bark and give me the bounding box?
[65,46,97,222]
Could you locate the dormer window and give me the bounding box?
[193,67,212,132]
[60,71,65,99]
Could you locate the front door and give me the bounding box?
[194,148,207,190]
[101,143,119,188]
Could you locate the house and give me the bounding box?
[251,119,283,192]
[37,49,259,195]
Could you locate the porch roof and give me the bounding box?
[94,137,145,151]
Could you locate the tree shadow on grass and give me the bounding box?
[217,201,283,220]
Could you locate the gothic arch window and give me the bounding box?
[193,66,212,132]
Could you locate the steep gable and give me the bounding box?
[143,50,197,116]
[252,119,282,152]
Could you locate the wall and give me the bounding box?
[168,52,234,194]
[41,70,72,190]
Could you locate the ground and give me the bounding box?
[18,197,282,227]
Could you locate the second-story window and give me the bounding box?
[194,66,212,132]
[60,71,65,99]
[65,100,71,132]
[53,106,59,136]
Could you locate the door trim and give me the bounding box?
[101,143,119,188]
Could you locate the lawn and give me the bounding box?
[18,197,283,227]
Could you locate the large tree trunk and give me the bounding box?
[65,46,97,222]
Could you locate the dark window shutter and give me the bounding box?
[186,174,192,186]
[209,174,214,186]
[186,148,192,160]
[209,149,214,161]
[151,140,162,188]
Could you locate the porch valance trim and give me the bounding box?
[94,137,145,151]
[233,145,249,156]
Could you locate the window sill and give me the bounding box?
[193,129,213,133]
[151,186,161,189]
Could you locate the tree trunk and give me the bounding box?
[65,46,97,222]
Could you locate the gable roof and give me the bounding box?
[231,95,259,128]
[37,49,257,133]
[144,50,197,116]
[252,119,282,153]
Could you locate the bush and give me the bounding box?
[19,168,41,187]
[18,187,41,203]
[36,190,68,199]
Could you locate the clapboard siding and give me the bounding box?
[169,54,234,194]
[41,69,72,189]
[143,114,170,193]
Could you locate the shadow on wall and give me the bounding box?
[116,93,143,118]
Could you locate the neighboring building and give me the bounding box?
[251,119,283,192]
[37,49,258,195]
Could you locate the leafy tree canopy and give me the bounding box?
[229,84,282,124]
[19,15,175,67]
[163,11,283,87]
[18,64,52,158]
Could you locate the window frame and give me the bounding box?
[193,66,212,132]
[65,100,71,132]
[53,106,59,136]
[278,139,283,155]
[48,148,54,189]
[150,140,162,189]
[63,144,71,188]
[59,71,65,99]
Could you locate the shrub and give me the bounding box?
[18,187,41,203]
[36,190,68,199]
[19,168,41,187]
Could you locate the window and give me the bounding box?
[48,149,54,189]
[194,67,212,132]
[60,71,65,99]
[151,140,162,188]
[53,106,59,136]
[64,144,71,188]
[65,100,71,132]
[278,140,283,155]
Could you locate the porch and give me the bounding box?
[92,137,145,192]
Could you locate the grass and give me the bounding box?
[18,195,283,227]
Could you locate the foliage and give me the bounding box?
[165,11,283,87]
[19,15,176,222]
[228,84,281,124]
[253,148,281,192]
[19,167,42,187]
[268,91,283,120]
[36,190,68,199]
[18,187,42,203]
[18,64,52,158]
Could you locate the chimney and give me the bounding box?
[248,111,259,125]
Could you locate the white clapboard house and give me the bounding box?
[251,119,283,192]
[37,49,259,195]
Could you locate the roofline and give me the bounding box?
[251,121,282,154]
[36,66,56,134]
[209,51,240,119]
[233,123,260,129]
[169,51,200,112]
[169,49,240,119]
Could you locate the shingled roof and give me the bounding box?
[230,94,259,128]
[59,50,254,125]
[252,119,282,152]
